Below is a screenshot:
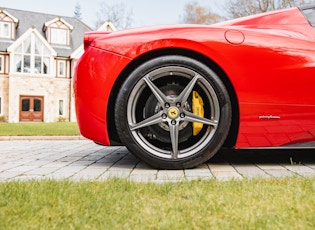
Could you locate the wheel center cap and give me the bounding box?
[168,107,179,119]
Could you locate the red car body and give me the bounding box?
[74,5,315,168]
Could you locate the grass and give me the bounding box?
[1,177,315,229]
[0,122,80,136]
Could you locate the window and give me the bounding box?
[21,98,30,112]
[44,18,72,46]
[57,60,66,77]
[51,28,67,45]
[34,99,42,112]
[59,100,64,116]
[13,34,52,75]
[0,22,10,38]
[0,56,3,73]
[0,10,18,39]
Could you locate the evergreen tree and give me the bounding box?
[74,2,82,20]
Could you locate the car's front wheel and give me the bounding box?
[115,55,231,169]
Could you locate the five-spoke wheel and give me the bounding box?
[115,56,231,169]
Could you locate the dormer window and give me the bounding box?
[0,22,10,38]
[51,28,67,45]
[0,10,18,39]
[44,18,73,46]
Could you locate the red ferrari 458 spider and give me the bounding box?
[74,4,315,169]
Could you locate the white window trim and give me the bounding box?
[50,28,68,45]
[0,21,11,39]
[7,28,57,77]
[0,56,3,73]
[58,99,64,116]
[57,60,66,77]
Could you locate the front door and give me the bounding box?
[20,96,44,122]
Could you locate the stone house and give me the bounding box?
[0,7,116,122]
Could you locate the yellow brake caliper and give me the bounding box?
[192,91,204,136]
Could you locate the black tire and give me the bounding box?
[115,55,231,169]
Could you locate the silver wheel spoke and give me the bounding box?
[130,111,164,131]
[177,74,201,104]
[143,75,168,105]
[169,122,179,159]
[126,65,222,161]
[184,111,218,128]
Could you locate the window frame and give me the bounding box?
[0,21,11,38]
[0,56,3,73]
[12,33,53,75]
[58,99,64,116]
[57,60,66,77]
[50,28,69,45]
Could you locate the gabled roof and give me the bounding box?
[7,27,57,56]
[43,17,74,31]
[97,21,117,31]
[0,7,92,57]
[0,9,19,24]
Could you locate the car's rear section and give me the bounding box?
[74,5,315,169]
[74,33,132,145]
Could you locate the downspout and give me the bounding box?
[69,58,72,122]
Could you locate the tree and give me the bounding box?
[73,2,82,20]
[226,0,312,19]
[182,0,225,24]
[95,2,133,30]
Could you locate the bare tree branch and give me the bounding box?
[95,2,133,30]
[226,0,312,19]
[182,0,226,24]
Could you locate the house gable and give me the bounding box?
[0,9,19,40]
[1,8,92,57]
[7,27,56,76]
[43,17,73,46]
[97,21,117,32]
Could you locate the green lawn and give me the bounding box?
[1,123,315,228]
[0,122,80,136]
[1,178,315,229]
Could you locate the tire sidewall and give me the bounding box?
[115,55,231,169]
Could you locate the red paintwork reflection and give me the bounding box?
[237,104,315,147]
[74,48,132,145]
[74,6,315,148]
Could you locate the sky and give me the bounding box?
[0,0,227,29]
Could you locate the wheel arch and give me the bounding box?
[107,48,239,147]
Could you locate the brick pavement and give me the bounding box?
[0,140,315,182]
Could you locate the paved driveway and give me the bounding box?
[0,140,315,182]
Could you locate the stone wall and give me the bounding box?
[0,75,9,119]
[8,74,72,122]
